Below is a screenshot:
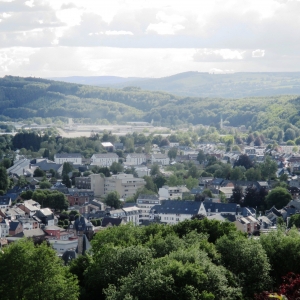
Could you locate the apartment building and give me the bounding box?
[104,173,145,199]
[54,153,83,165]
[90,153,119,167]
[136,194,160,224]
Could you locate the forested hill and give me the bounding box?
[52,72,300,98]
[1,75,300,130]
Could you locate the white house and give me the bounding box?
[151,154,170,165]
[0,196,12,209]
[150,200,206,225]
[54,153,83,165]
[123,206,141,226]
[0,219,9,237]
[126,153,147,165]
[158,185,186,200]
[90,153,119,167]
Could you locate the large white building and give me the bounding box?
[90,153,119,167]
[54,153,83,165]
[104,173,145,199]
[108,206,142,226]
[126,153,147,165]
[151,154,170,165]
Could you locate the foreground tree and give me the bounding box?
[0,239,79,300]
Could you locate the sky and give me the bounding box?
[0,0,299,78]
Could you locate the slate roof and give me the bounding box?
[7,159,31,176]
[203,202,238,213]
[151,200,201,215]
[137,194,160,200]
[152,154,168,159]
[101,217,124,227]
[35,159,62,172]
[9,221,20,231]
[14,228,45,238]
[0,196,11,206]
[265,206,282,217]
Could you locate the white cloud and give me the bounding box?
[252,49,265,57]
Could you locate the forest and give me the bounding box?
[1,76,300,130]
[2,220,300,299]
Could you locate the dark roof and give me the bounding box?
[221,214,237,222]
[35,160,62,172]
[211,178,224,185]
[0,196,11,206]
[265,206,282,217]
[9,221,20,231]
[151,200,201,215]
[203,202,238,213]
[101,217,123,227]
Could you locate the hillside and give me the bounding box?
[51,72,300,98]
[0,75,300,131]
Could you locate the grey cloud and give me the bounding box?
[60,3,78,10]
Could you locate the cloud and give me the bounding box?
[252,49,265,57]
[193,49,246,62]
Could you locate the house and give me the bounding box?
[51,182,69,194]
[0,219,9,237]
[32,159,63,175]
[158,185,189,200]
[49,239,78,254]
[150,200,206,225]
[90,153,119,167]
[126,153,147,165]
[0,207,25,220]
[44,225,74,241]
[18,217,39,230]
[34,208,55,226]
[54,153,83,165]
[137,194,160,224]
[101,142,114,152]
[151,154,170,165]
[0,196,12,209]
[67,189,94,206]
[134,166,151,178]
[234,216,259,234]
[18,199,41,217]
[14,228,46,241]
[75,177,91,189]
[7,159,31,177]
[9,220,23,236]
[122,206,141,226]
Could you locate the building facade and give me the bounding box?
[90,153,119,167]
[54,153,83,165]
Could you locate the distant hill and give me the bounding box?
[49,76,147,86]
[1,75,300,131]
[51,72,300,98]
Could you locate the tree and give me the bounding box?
[153,175,166,189]
[150,164,160,176]
[265,187,292,209]
[62,162,73,176]
[216,232,271,297]
[289,214,300,228]
[187,165,200,178]
[39,180,52,189]
[230,185,243,204]
[110,162,124,174]
[167,148,177,160]
[260,156,278,180]
[245,167,261,181]
[105,191,121,208]
[159,138,170,147]
[0,158,11,169]
[62,174,71,188]
[196,150,206,164]
[230,166,245,180]
[143,176,158,193]
[234,154,253,170]
[0,166,9,192]
[254,136,263,146]
[33,168,45,177]
[185,176,198,190]
[0,239,79,300]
